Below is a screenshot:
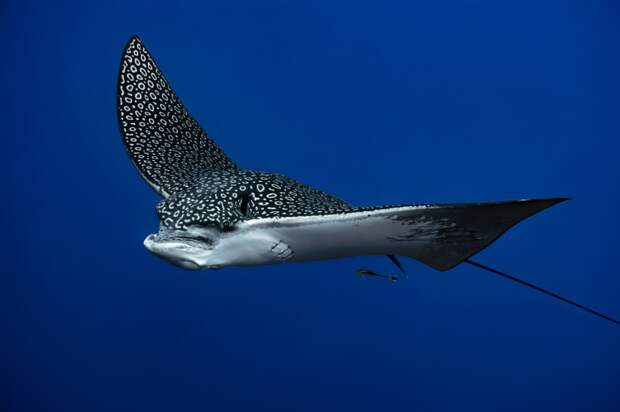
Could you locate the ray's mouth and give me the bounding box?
[143,228,216,270]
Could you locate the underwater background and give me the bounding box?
[4,1,620,410]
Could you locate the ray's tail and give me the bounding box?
[465,259,620,327]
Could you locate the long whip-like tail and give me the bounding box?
[465,259,620,327]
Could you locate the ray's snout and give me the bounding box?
[143,233,201,270]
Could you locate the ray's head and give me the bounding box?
[117,36,243,269]
[143,224,221,270]
[116,36,351,270]
[142,180,254,269]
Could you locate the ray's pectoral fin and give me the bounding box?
[387,198,569,271]
[117,36,239,198]
[252,198,568,272]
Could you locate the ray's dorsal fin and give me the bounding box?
[117,35,239,197]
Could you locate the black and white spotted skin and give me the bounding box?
[118,36,238,197]
[118,36,356,228]
[156,170,356,230]
[117,36,566,271]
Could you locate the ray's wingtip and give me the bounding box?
[547,197,572,205]
[533,196,570,204]
[122,34,143,51]
[527,197,571,213]
[129,34,142,43]
[521,197,572,207]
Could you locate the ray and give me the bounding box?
[113,36,618,328]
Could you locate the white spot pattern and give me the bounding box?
[117,36,238,196]
[118,36,415,230]
[156,170,357,230]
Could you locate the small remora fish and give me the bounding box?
[356,269,399,282]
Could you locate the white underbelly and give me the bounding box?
[229,214,432,265]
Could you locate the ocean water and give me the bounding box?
[4,1,619,411]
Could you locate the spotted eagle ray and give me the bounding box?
[117,36,619,326]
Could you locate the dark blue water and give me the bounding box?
[4,1,619,411]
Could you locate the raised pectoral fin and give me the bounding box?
[117,36,239,197]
